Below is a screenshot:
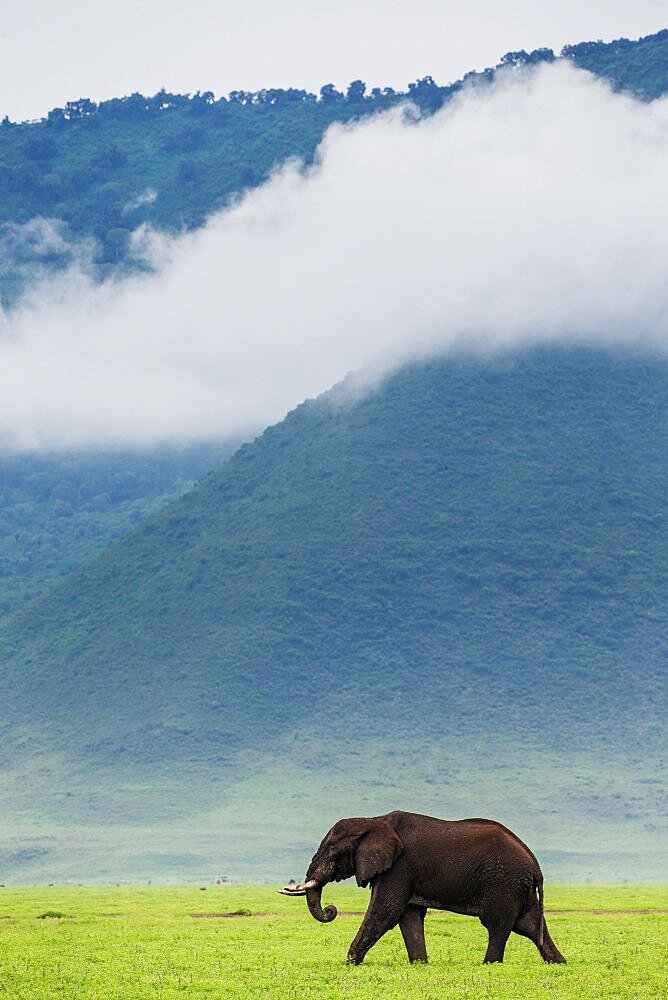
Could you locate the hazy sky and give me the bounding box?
[3,62,668,450]
[1,0,667,121]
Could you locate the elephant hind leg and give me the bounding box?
[479,901,518,965]
[481,917,514,964]
[513,905,566,964]
[399,904,428,964]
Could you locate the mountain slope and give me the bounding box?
[0,443,238,620]
[0,347,665,881]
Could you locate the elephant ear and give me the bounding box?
[354,823,403,887]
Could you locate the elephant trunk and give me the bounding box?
[306,883,338,923]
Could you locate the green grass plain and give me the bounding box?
[0,885,665,999]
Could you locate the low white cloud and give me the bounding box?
[0,218,73,258]
[123,189,158,214]
[2,61,668,451]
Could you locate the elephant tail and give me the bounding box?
[536,874,544,947]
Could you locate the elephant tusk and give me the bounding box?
[278,879,319,896]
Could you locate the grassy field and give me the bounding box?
[0,885,665,998]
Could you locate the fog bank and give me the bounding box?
[2,62,668,450]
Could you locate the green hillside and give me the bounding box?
[0,444,238,619]
[0,347,665,882]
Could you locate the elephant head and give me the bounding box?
[279,816,403,923]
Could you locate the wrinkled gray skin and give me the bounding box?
[280,810,566,966]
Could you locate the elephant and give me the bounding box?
[279,810,566,966]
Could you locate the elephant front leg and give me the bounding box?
[346,883,408,966]
[399,904,428,963]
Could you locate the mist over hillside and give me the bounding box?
[0,347,665,881]
[1,29,668,304]
[2,30,668,620]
